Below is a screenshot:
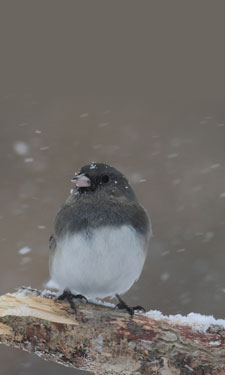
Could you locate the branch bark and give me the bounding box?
[0,288,225,374]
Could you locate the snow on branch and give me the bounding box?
[0,287,225,374]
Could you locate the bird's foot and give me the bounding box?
[116,294,145,316]
[72,294,88,303]
[57,289,88,313]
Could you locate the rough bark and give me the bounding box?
[0,288,225,374]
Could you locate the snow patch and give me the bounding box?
[161,250,170,256]
[24,158,33,163]
[80,113,88,118]
[88,297,115,308]
[130,173,144,183]
[201,164,221,174]
[167,153,178,159]
[209,340,221,346]
[40,289,57,298]
[146,310,225,332]
[160,272,170,281]
[18,247,31,255]
[202,231,214,242]
[90,162,97,169]
[172,179,181,185]
[177,248,186,253]
[14,141,29,155]
[37,225,46,230]
[211,163,220,169]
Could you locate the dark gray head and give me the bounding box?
[72,162,137,201]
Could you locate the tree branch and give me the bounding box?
[0,288,225,374]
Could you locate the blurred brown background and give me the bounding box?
[1,1,225,374]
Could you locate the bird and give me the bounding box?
[49,162,151,315]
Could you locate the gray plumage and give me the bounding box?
[49,162,151,298]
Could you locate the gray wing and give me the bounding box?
[49,234,56,251]
[49,234,57,273]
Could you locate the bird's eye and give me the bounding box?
[101,174,110,183]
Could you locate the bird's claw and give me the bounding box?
[115,294,145,316]
[57,289,88,314]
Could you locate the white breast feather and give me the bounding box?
[50,225,147,298]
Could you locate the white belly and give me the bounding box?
[50,225,147,298]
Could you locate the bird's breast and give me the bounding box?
[50,225,148,298]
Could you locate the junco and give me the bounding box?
[49,162,151,315]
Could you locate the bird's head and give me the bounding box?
[71,162,136,201]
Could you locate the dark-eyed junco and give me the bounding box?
[49,162,151,314]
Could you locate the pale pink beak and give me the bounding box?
[71,173,91,187]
